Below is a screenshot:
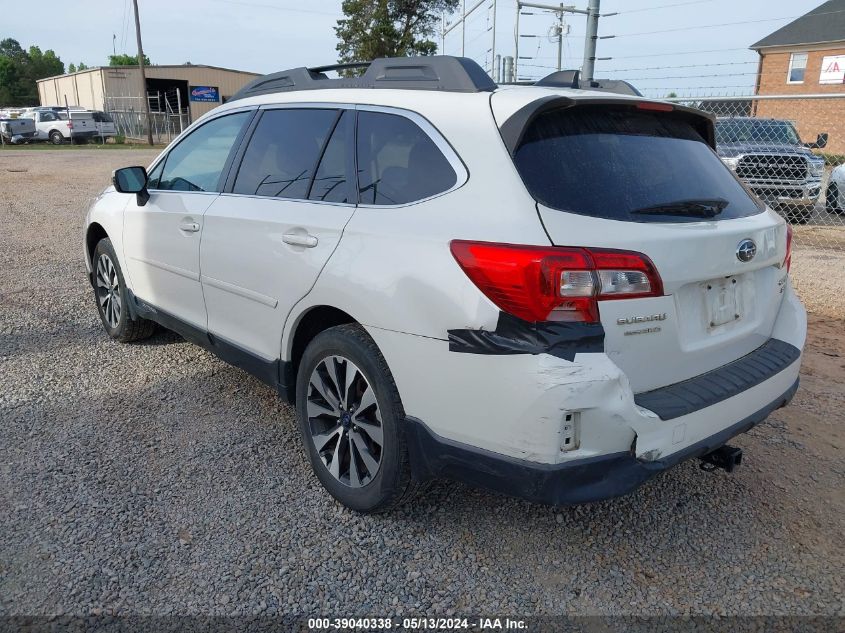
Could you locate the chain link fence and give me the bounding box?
[103,90,190,145]
[667,93,845,319]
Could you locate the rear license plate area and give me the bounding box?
[706,276,741,328]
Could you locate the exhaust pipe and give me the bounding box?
[699,445,743,473]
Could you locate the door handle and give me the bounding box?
[282,233,318,248]
[179,221,200,233]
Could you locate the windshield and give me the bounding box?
[716,119,800,145]
[512,105,762,223]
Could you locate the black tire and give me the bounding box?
[295,324,421,513]
[827,183,843,214]
[92,238,156,343]
[782,203,811,225]
[49,130,64,145]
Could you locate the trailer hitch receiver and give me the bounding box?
[699,445,743,473]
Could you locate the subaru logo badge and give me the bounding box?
[736,239,756,263]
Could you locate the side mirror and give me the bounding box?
[805,132,829,150]
[113,166,150,206]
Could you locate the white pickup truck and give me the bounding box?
[23,110,98,144]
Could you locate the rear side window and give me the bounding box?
[513,106,762,223]
[309,111,352,203]
[357,112,457,205]
[233,109,337,199]
[159,112,250,192]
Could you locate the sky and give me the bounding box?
[3,0,831,98]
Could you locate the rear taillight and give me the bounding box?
[67,121,73,129]
[450,241,663,323]
[784,225,793,273]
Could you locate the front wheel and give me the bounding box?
[782,203,812,225]
[295,324,420,513]
[827,183,843,214]
[92,238,156,342]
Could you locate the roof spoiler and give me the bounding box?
[499,96,716,156]
[229,56,497,101]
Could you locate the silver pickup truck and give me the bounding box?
[0,117,36,143]
[716,117,827,224]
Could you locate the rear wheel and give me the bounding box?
[92,238,156,342]
[295,324,420,513]
[49,130,64,145]
[827,183,843,214]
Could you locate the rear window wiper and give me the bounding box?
[630,198,729,218]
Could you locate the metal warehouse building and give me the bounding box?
[36,64,260,139]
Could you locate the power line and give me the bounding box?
[610,0,716,14]
[610,47,750,59]
[598,60,757,72]
[614,8,845,38]
[209,0,339,17]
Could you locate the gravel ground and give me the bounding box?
[0,149,843,618]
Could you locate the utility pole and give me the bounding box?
[581,0,600,84]
[132,0,154,146]
[556,4,564,71]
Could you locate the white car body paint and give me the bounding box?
[83,78,807,489]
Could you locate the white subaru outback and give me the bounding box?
[84,57,806,512]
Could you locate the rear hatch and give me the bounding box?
[494,94,789,393]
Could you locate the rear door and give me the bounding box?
[502,99,789,392]
[199,106,356,359]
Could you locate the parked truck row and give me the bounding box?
[0,106,116,145]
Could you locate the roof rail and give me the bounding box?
[535,70,642,96]
[229,56,497,101]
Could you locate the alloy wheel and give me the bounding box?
[95,253,121,329]
[306,355,384,487]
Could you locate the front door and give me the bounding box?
[122,110,252,329]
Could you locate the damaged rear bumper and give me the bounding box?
[405,378,798,505]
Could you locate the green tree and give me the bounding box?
[0,38,64,105]
[109,53,151,66]
[335,0,459,66]
[78,62,88,70]
[68,63,76,73]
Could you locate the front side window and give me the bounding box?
[233,108,337,199]
[788,53,808,83]
[146,159,164,190]
[356,112,457,206]
[158,111,250,192]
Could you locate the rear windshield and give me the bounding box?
[512,106,762,223]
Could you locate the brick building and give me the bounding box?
[751,0,845,153]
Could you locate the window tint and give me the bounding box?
[308,111,352,203]
[40,112,57,122]
[158,112,249,192]
[233,109,337,199]
[512,106,762,223]
[716,119,800,145]
[146,159,164,190]
[356,112,457,205]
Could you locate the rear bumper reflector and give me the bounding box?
[633,338,801,421]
